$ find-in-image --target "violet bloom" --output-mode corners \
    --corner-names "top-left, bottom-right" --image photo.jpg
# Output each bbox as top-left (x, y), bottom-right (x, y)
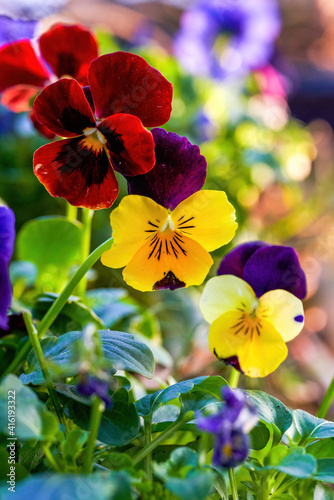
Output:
top-left (0, 16), bottom-right (36, 46)
top-left (77, 376), bottom-right (112, 408)
top-left (0, 205), bottom-right (15, 330)
top-left (217, 241), bottom-right (307, 299)
top-left (197, 386), bottom-right (258, 468)
top-left (174, 0), bottom-right (281, 79)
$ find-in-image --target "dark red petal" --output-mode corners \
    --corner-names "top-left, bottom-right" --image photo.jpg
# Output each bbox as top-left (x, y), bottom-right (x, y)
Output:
top-left (34, 79), bottom-right (96, 138)
top-left (98, 114), bottom-right (155, 176)
top-left (39, 24), bottom-right (98, 85)
top-left (1, 85), bottom-right (38, 112)
top-left (30, 109), bottom-right (56, 139)
top-left (89, 52), bottom-right (173, 126)
top-left (34, 136), bottom-right (119, 209)
top-left (0, 40), bottom-right (49, 93)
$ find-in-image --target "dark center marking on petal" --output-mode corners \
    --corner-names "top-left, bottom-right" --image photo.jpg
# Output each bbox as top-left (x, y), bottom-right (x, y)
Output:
top-left (60, 107), bottom-right (93, 135)
top-left (153, 271), bottom-right (186, 291)
top-left (57, 53), bottom-right (79, 77)
top-left (55, 137), bottom-right (109, 187)
top-left (148, 220), bottom-right (159, 228)
top-left (294, 315), bottom-right (304, 323)
top-left (99, 126), bottom-right (125, 156)
top-left (224, 355), bottom-right (244, 373)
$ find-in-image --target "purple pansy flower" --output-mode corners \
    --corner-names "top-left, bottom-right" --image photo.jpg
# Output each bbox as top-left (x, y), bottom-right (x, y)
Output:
top-left (197, 386), bottom-right (258, 468)
top-left (174, 0), bottom-right (281, 79)
top-left (218, 241), bottom-right (307, 300)
top-left (0, 205), bottom-right (15, 331)
top-left (126, 128), bottom-right (207, 210)
top-left (77, 375), bottom-right (112, 408)
top-left (0, 16), bottom-right (37, 46)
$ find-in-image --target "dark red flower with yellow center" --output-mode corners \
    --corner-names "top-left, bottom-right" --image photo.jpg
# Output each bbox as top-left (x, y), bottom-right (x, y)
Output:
top-left (0, 23), bottom-right (99, 114)
top-left (32, 52), bottom-right (173, 209)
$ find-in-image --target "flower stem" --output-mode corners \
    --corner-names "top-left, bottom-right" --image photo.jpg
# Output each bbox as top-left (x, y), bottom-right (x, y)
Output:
top-left (144, 416), bottom-right (153, 481)
top-left (228, 468), bottom-right (239, 500)
top-left (82, 396), bottom-right (105, 473)
top-left (132, 413), bottom-right (193, 466)
top-left (2, 238), bottom-right (113, 377)
top-left (229, 367), bottom-right (240, 389)
top-left (77, 208), bottom-right (94, 297)
top-left (317, 375), bottom-right (334, 419)
top-left (66, 202), bottom-right (77, 220)
top-left (22, 312), bottom-right (66, 428)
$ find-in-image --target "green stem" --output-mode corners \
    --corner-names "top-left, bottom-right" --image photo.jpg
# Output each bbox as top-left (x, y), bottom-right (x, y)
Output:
top-left (43, 445), bottom-right (62, 472)
top-left (2, 238), bottom-right (113, 377)
top-left (77, 209), bottom-right (94, 297)
top-left (66, 203), bottom-right (77, 220)
top-left (144, 416), bottom-right (153, 481)
top-left (22, 312), bottom-right (66, 428)
top-left (229, 367), bottom-right (240, 389)
top-left (228, 468), bottom-right (239, 500)
top-left (317, 375), bottom-right (334, 419)
top-left (82, 396), bottom-right (105, 473)
top-left (132, 413), bottom-right (193, 466)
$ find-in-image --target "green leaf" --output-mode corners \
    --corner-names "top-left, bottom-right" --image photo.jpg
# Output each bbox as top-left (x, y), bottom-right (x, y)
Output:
top-left (0, 471), bottom-right (133, 500)
top-left (307, 439), bottom-right (334, 459)
top-left (273, 450), bottom-right (317, 478)
top-left (313, 459), bottom-right (334, 483)
top-left (136, 376), bottom-right (207, 417)
top-left (314, 483), bottom-right (334, 499)
top-left (21, 329), bottom-right (155, 384)
top-left (61, 429), bottom-right (88, 463)
top-left (0, 375), bottom-right (55, 441)
top-left (84, 288), bottom-right (138, 328)
top-left (293, 409), bottom-right (334, 440)
top-left (246, 390), bottom-right (292, 442)
top-left (250, 421), bottom-right (271, 450)
top-left (257, 448), bottom-right (317, 479)
top-left (136, 376), bottom-right (226, 418)
top-left (100, 452), bottom-right (133, 471)
top-left (33, 293), bottom-right (104, 333)
top-left (165, 469), bottom-right (214, 500)
top-left (59, 395), bottom-right (140, 446)
top-left (17, 217), bottom-right (83, 291)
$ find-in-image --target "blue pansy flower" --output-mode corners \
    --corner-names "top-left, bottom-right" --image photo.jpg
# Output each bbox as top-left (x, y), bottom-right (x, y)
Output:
top-left (0, 15), bottom-right (37, 46)
top-left (0, 204), bottom-right (15, 330)
top-left (174, 0), bottom-right (281, 79)
top-left (197, 386), bottom-right (258, 468)
top-left (77, 375), bottom-right (113, 408)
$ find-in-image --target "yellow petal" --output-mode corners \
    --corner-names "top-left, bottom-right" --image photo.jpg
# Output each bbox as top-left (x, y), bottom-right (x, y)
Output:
top-left (258, 289), bottom-right (304, 342)
top-left (101, 195), bottom-right (168, 269)
top-left (238, 320), bottom-right (288, 378)
top-left (208, 311), bottom-right (249, 359)
top-left (208, 312), bottom-right (288, 378)
top-left (123, 233), bottom-right (213, 292)
top-left (199, 275), bottom-right (257, 324)
top-left (171, 190), bottom-right (237, 252)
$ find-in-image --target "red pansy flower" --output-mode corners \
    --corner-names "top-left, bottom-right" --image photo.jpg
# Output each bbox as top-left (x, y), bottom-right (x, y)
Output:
top-left (33, 52), bottom-right (173, 210)
top-left (0, 23), bottom-right (98, 136)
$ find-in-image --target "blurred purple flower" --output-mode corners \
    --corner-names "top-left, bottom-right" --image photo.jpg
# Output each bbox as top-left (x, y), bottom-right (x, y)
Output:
top-left (218, 241), bottom-right (307, 299)
top-left (77, 376), bottom-right (112, 408)
top-left (0, 15), bottom-right (37, 46)
top-left (197, 386), bottom-right (258, 468)
top-left (0, 205), bottom-right (15, 330)
top-left (174, 0), bottom-right (281, 79)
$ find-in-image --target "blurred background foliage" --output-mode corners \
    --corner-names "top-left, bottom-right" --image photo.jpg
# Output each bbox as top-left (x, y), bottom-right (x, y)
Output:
top-left (1, 0), bottom-right (334, 418)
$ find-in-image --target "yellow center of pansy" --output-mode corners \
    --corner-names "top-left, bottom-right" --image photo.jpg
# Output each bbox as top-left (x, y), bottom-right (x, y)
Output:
top-left (145, 212), bottom-right (198, 262)
top-left (101, 191), bottom-right (238, 292)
